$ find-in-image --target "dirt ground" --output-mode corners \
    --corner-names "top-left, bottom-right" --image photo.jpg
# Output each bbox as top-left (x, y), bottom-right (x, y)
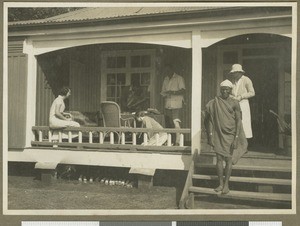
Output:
top-left (8, 175), bottom-right (178, 210)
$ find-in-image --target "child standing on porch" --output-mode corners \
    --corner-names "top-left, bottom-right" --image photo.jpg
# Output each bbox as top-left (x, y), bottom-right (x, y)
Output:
top-left (136, 111), bottom-right (167, 146)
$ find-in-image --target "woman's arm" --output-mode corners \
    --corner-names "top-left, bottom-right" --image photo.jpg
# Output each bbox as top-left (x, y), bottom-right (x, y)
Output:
top-left (240, 77), bottom-right (255, 99)
top-left (55, 102), bottom-right (70, 121)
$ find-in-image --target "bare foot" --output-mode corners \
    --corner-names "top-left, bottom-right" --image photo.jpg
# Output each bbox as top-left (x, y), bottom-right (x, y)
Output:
top-left (214, 185), bottom-right (223, 192)
top-left (221, 186), bottom-right (230, 194)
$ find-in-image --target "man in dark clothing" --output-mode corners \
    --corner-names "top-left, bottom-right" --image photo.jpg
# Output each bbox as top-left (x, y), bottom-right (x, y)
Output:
top-left (205, 79), bottom-right (248, 194)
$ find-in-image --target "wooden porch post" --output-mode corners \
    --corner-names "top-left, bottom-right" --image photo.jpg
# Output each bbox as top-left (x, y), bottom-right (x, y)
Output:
top-left (23, 39), bottom-right (37, 147)
top-left (191, 30), bottom-right (202, 155)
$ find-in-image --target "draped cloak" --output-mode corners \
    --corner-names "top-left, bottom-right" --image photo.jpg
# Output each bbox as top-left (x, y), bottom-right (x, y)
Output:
top-left (206, 96), bottom-right (248, 164)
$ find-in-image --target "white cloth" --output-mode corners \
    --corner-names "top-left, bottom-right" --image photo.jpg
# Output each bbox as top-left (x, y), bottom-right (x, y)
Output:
top-left (239, 99), bottom-right (252, 138)
top-left (141, 116), bottom-right (167, 146)
top-left (232, 76), bottom-right (254, 138)
top-left (220, 79), bottom-right (233, 88)
top-left (161, 73), bottom-right (185, 109)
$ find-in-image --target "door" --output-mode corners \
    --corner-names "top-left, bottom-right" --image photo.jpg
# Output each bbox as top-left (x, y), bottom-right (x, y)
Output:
top-left (218, 45), bottom-right (282, 152)
top-left (243, 58), bottom-right (279, 150)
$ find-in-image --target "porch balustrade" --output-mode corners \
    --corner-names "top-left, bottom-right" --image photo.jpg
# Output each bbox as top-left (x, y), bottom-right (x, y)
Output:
top-left (32, 126), bottom-right (191, 153)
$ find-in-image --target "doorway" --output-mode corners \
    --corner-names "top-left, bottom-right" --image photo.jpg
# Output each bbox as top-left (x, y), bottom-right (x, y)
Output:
top-left (243, 58), bottom-right (279, 151)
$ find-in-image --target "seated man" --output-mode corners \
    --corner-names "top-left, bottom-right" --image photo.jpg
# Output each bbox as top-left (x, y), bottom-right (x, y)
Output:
top-left (136, 111), bottom-right (167, 146)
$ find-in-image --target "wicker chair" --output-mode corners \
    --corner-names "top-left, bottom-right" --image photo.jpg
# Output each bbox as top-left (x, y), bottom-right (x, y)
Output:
top-left (100, 101), bottom-right (135, 143)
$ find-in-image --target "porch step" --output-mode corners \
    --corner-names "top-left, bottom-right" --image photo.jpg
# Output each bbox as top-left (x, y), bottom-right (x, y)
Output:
top-left (189, 186), bottom-right (291, 202)
top-left (192, 174), bottom-right (291, 186)
top-left (195, 163), bottom-right (291, 173)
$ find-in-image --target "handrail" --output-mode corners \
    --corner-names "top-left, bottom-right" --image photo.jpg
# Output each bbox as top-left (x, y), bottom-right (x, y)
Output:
top-left (32, 126), bottom-right (190, 134)
top-left (32, 126), bottom-right (191, 150)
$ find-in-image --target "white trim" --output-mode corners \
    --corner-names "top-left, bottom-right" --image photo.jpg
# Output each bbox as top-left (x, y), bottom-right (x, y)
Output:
top-left (8, 149), bottom-right (192, 171)
top-left (291, 2), bottom-right (297, 212)
top-left (31, 32), bottom-right (192, 55)
top-left (3, 2), bottom-right (9, 214)
top-left (100, 49), bottom-right (156, 107)
top-left (191, 30), bottom-right (202, 155)
top-left (23, 39), bottom-right (37, 147)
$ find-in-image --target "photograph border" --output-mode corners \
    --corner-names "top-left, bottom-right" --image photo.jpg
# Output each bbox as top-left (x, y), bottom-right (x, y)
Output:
top-left (1, 0), bottom-right (299, 223)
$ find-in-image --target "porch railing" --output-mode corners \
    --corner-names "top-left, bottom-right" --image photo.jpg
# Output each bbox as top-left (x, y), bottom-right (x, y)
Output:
top-left (32, 126), bottom-right (191, 153)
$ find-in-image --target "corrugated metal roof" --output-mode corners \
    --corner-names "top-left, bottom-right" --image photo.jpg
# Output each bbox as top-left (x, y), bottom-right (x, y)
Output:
top-left (9, 7), bottom-right (229, 26)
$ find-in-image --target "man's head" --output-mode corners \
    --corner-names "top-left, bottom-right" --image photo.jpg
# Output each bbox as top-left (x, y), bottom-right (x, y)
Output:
top-left (135, 111), bottom-right (147, 122)
top-left (165, 64), bottom-right (174, 78)
top-left (220, 80), bottom-right (233, 99)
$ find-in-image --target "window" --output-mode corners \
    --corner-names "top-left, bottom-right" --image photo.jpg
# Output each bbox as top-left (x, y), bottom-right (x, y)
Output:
top-left (101, 50), bottom-right (155, 111)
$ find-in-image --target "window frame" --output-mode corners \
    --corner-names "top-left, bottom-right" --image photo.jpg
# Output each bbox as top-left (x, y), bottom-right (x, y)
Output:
top-left (101, 49), bottom-right (156, 108)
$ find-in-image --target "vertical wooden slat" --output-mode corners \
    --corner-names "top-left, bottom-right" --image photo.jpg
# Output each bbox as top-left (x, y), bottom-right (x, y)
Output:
top-left (132, 132), bottom-right (136, 145)
top-left (180, 134), bottom-right (184, 147)
top-left (99, 132), bottom-right (104, 144)
top-left (143, 133), bottom-right (148, 145)
top-left (58, 131), bottom-right (62, 143)
top-left (110, 132), bottom-right (114, 144)
top-left (79, 131), bottom-right (82, 143)
top-left (48, 130), bottom-right (52, 142)
top-left (121, 132), bottom-right (125, 145)
top-left (167, 134), bottom-right (172, 146)
top-left (38, 131), bottom-right (42, 142)
top-left (68, 131), bottom-right (72, 143)
top-left (89, 131), bottom-right (93, 143)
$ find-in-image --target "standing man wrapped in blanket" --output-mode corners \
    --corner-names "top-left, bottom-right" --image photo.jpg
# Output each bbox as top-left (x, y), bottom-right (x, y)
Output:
top-left (204, 80), bottom-right (248, 194)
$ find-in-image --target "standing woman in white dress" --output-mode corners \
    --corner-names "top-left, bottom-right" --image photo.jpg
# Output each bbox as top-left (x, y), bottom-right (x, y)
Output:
top-left (229, 64), bottom-right (255, 139)
top-left (49, 87), bottom-right (80, 129)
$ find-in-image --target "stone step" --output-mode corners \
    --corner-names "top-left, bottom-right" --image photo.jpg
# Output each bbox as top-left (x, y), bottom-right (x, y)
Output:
top-left (192, 174), bottom-right (291, 186)
top-left (189, 186), bottom-right (291, 202)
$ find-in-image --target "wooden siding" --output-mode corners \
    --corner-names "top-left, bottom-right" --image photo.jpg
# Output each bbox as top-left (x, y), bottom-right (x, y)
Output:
top-left (202, 47), bottom-right (218, 110)
top-left (69, 61), bottom-right (100, 112)
top-left (8, 54), bottom-right (28, 149)
top-left (35, 62), bottom-right (55, 126)
top-left (8, 39), bottom-right (23, 54)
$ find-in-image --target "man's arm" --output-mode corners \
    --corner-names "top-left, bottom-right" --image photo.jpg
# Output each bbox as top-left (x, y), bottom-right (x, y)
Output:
top-left (160, 78), bottom-right (168, 97)
top-left (170, 89), bottom-right (185, 95)
top-left (204, 110), bottom-right (214, 147)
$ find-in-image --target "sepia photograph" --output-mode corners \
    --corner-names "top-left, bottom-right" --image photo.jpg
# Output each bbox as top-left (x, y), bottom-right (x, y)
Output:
top-left (2, 1), bottom-right (298, 219)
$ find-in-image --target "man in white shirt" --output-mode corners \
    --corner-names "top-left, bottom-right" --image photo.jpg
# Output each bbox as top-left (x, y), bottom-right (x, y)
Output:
top-left (161, 64), bottom-right (186, 145)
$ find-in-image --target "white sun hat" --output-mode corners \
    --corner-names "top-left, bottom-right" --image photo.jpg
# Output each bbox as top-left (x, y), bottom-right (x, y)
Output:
top-left (220, 79), bottom-right (233, 88)
top-left (229, 64), bottom-right (245, 73)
